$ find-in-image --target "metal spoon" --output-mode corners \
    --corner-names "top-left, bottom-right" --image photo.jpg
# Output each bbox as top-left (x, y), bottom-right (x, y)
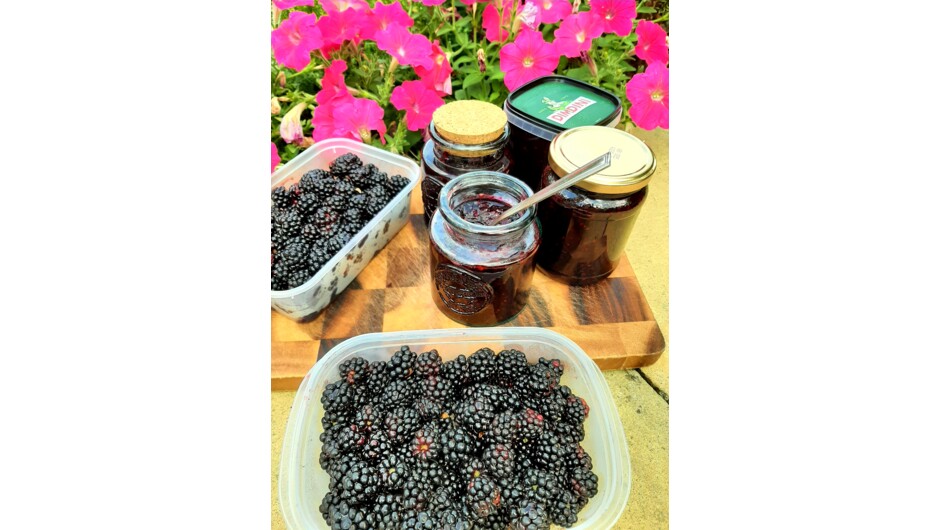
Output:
top-left (488, 150), bottom-right (613, 225)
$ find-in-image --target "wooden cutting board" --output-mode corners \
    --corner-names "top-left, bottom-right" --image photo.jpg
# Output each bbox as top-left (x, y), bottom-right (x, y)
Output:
top-left (272, 190), bottom-right (665, 390)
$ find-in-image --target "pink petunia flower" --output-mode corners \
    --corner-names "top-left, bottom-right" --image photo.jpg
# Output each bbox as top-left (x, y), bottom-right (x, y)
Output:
top-left (499, 27), bottom-right (560, 91)
top-left (320, 0), bottom-right (369, 13)
top-left (625, 61), bottom-right (668, 130)
top-left (515, 2), bottom-right (542, 31)
top-left (635, 20), bottom-right (668, 65)
top-left (361, 1), bottom-right (414, 40)
top-left (280, 102), bottom-right (308, 144)
top-left (482, 0), bottom-right (518, 42)
top-left (553, 12), bottom-right (603, 58)
top-left (273, 0), bottom-right (314, 8)
top-left (333, 97), bottom-right (388, 143)
top-left (390, 80), bottom-right (445, 131)
top-left (271, 142), bottom-right (281, 173)
top-left (588, 0), bottom-right (636, 36)
top-left (535, 0), bottom-right (572, 24)
top-left (317, 8), bottom-right (365, 45)
top-left (271, 11), bottom-right (322, 71)
top-left (317, 60), bottom-right (351, 106)
top-left (414, 40), bottom-right (453, 96)
top-left (375, 24), bottom-right (435, 69)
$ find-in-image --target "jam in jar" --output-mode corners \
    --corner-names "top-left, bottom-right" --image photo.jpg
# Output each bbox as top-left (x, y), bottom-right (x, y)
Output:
top-left (429, 171), bottom-right (540, 326)
top-left (421, 100), bottom-right (513, 225)
top-left (536, 126), bottom-right (656, 285)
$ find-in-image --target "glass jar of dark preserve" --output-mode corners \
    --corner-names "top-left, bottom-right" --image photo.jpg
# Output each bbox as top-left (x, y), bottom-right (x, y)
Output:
top-left (536, 126), bottom-right (656, 285)
top-left (421, 101), bottom-right (512, 225)
top-left (429, 171), bottom-right (540, 326)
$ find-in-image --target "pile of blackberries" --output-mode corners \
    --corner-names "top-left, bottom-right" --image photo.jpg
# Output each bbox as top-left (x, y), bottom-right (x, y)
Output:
top-left (271, 153), bottom-right (410, 291)
top-left (318, 346), bottom-right (598, 530)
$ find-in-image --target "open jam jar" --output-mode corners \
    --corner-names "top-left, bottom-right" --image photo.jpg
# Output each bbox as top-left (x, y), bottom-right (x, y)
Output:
top-left (536, 126), bottom-right (656, 285)
top-left (429, 171), bottom-right (540, 326)
top-left (421, 101), bottom-right (513, 225)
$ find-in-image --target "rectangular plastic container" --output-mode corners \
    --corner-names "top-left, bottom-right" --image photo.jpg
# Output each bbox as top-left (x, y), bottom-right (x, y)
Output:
top-left (271, 138), bottom-right (420, 322)
top-left (278, 328), bottom-right (632, 530)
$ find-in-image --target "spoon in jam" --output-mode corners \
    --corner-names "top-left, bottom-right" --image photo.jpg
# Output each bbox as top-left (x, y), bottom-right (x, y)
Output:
top-left (487, 149), bottom-right (613, 226)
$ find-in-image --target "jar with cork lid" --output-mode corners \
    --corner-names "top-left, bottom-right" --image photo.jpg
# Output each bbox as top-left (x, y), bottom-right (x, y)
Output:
top-left (536, 126), bottom-right (657, 285)
top-left (420, 100), bottom-right (513, 225)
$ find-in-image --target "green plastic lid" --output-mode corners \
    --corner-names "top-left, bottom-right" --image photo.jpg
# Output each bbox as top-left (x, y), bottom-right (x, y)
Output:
top-left (505, 76), bottom-right (622, 137)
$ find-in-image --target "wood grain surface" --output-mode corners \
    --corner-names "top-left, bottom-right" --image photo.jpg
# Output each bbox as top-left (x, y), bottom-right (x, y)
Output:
top-left (272, 189), bottom-right (665, 390)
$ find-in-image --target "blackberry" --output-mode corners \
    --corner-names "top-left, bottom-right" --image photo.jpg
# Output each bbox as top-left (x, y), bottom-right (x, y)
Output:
top-left (517, 408), bottom-right (545, 442)
top-left (327, 500), bottom-right (370, 530)
top-left (467, 383), bottom-right (520, 412)
top-left (568, 466), bottom-right (598, 501)
top-left (295, 193), bottom-right (319, 216)
top-left (320, 191), bottom-right (349, 210)
top-left (366, 493), bottom-right (404, 530)
top-left (414, 396), bottom-right (443, 421)
top-left (436, 507), bottom-right (472, 530)
top-left (308, 177), bottom-right (337, 197)
top-left (338, 357), bottom-right (370, 386)
top-left (349, 192), bottom-right (369, 212)
top-left (342, 207), bottom-right (364, 225)
top-left (378, 452), bottom-right (409, 488)
top-left (321, 380), bottom-right (357, 413)
top-left (384, 406), bottom-right (422, 442)
top-left (348, 165), bottom-right (374, 189)
top-left (388, 174), bottom-right (410, 193)
top-left (468, 347), bottom-right (497, 384)
top-left (381, 379), bottom-right (418, 408)
top-left (483, 443), bottom-right (514, 479)
top-left (549, 490), bottom-right (583, 527)
top-left (334, 179), bottom-right (356, 198)
top-left (427, 485), bottom-right (457, 512)
top-left (495, 348), bottom-right (529, 387)
top-left (489, 411), bottom-right (521, 445)
top-left (271, 261), bottom-right (290, 290)
top-left (414, 459), bottom-right (452, 490)
top-left (366, 193), bottom-right (388, 216)
top-left (423, 374), bottom-right (455, 404)
top-left (465, 474), bottom-right (501, 520)
top-left (567, 444), bottom-right (593, 471)
top-left (365, 360), bottom-right (391, 398)
top-left (415, 349), bottom-right (442, 377)
top-left (533, 432), bottom-right (566, 472)
top-left (363, 429), bottom-right (393, 461)
top-left (325, 229), bottom-right (353, 254)
top-left (441, 355), bottom-right (471, 388)
top-left (273, 209), bottom-right (303, 246)
top-left (538, 391), bottom-right (566, 424)
top-left (329, 152), bottom-right (364, 178)
top-left (288, 182), bottom-right (303, 202)
top-left (306, 240), bottom-right (331, 273)
top-left (401, 511), bottom-right (436, 530)
top-left (339, 460), bottom-right (379, 504)
top-left (439, 424), bottom-right (478, 469)
top-left (411, 424), bottom-right (440, 462)
top-left (400, 479), bottom-right (431, 512)
top-left (286, 268), bottom-right (310, 289)
top-left (313, 206), bottom-right (341, 238)
top-left (389, 346), bottom-right (417, 379)
top-left (460, 457), bottom-right (487, 484)
top-left (319, 491), bottom-right (338, 523)
top-left (509, 501), bottom-right (550, 530)
top-left (554, 421), bottom-right (585, 444)
top-left (353, 404), bottom-right (381, 434)
top-left (563, 394), bottom-right (590, 425)
top-left (521, 468), bottom-right (559, 505)
top-left (271, 186), bottom-right (292, 208)
top-left (455, 395), bottom-right (496, 439)
top-left (537, 357), bottom-right (565, 379)
top-left (300, 168), bottom-right (331, 192)
top-left (476, 510), bottom-right (511, 530)
top-left (524, 363), bottom-right (560, 398)
top-left (496, 476), bottom-right (526, 508)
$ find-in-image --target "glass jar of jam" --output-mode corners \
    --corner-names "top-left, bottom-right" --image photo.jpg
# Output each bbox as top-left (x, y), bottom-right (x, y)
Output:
top-left (429, 171), bottom-right (540, 326)
top-left (536, 126), bottom-right (656, 285)
top-left (421, 101), bottom-right (513, 225)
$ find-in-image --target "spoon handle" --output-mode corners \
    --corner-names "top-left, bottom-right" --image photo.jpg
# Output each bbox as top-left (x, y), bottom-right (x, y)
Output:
top-left (489, 150), bottom-right (613, 225)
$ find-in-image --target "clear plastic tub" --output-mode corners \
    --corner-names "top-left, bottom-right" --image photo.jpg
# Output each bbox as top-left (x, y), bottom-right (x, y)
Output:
top-left (271, 138), bottom-right (420, 322)
top-left (278, 327), bottom-right (631, 529)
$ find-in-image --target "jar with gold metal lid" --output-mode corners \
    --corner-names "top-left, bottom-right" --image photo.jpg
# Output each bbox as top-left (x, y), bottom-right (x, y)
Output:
top-left (536, 126), bottom-right (656, 285)
top-left (421, 100), bottom-right (513, 225)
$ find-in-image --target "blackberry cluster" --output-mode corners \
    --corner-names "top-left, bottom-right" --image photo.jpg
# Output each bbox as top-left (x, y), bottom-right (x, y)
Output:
top-left (271, 153), bottom-right (409, 290)
top-left (318, 346), bottom-right (597, 530)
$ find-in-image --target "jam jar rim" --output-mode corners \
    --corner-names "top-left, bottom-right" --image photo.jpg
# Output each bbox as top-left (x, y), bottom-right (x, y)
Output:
top-left (437, 171), bottom-right (536, 236)
top-left (429, 121), bottom-right (510, 158)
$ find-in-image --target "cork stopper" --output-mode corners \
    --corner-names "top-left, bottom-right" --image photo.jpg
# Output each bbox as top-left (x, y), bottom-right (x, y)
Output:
top-left (432, 100), bottom-right (508, 145)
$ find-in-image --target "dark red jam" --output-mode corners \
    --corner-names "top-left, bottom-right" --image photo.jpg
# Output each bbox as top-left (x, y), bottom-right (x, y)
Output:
top-left (420, 125), bottom-right (512, 226)
top-left (536, 166), bottom-right (648, 285)
top-left (429, 173), bottom-right (539, 326)
top-left (505, 125), bottom-right (552, 193)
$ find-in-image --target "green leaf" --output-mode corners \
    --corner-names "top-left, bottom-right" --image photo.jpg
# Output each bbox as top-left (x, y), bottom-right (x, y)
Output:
top-left (637, 6), bottom-right (657, 13)
top-left (565, 66), bottom-right (594, 82)
top-left (455, 89), bottom-right (467, 100)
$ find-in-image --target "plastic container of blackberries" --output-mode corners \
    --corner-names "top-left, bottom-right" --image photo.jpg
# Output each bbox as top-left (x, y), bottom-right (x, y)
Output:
top-left (271, 138), bottom-right (420, 322)
top-left (278, 327), bottom-right (631, 529)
